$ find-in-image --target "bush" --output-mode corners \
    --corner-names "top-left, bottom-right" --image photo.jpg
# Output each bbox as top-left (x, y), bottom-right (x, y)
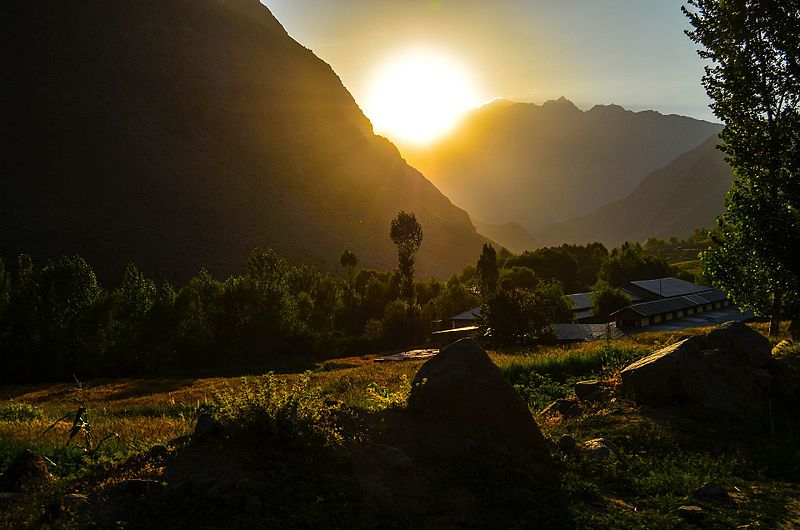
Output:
top-left (209, 373), bottom-right (342, 447)
top-left (0, 402), bottom-right (44, 422)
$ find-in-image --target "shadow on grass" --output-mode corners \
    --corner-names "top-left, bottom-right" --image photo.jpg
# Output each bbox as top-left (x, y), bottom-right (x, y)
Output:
top-left (70, 408), bottom-right (575, 529)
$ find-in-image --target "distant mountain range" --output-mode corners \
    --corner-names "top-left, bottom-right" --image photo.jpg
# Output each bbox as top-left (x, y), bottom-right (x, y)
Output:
top-left (535, 135), bottom-right (733, 247)
top-left (1, 1), bottom-right (487, 282)
top-left (472, 220), bottom-right (538, 254)
top-left (402, 98), bottom-right (724, 232)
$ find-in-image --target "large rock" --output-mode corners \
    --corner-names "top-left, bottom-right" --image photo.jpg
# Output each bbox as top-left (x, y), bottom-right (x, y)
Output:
top-left (705, 321), bottom-right (771, 368)
top-left (621, 322), bottom-right (775, 414)
top-left (620, 338), bottom-right (706, 406)
top-left (408, 339), bottom-right (548, 453)
top-left (0, 449), bottom-right (52, 492)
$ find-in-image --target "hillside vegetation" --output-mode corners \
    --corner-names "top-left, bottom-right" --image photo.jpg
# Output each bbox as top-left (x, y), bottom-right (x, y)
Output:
top-left (0, 323), bottom-right (797, 528)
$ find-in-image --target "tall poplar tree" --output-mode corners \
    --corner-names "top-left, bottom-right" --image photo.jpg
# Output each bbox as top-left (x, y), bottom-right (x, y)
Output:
top-left (684, 0), bottom-right (800, 337)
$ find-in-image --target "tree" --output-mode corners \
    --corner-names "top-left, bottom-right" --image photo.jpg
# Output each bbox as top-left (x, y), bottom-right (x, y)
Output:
top-left (339, 250), bottom-right (359, 284)
top-left (389, 211), bottom-right (423, 302)
top-left (591, 280), bottom-right (631, 322)
top-left (483, 281), bottom-right (572, 345)
top-left (598, 242), bottom-right (672, 287)
top-left (476, 244), bottom-right (499, 299)
top-left (684, 0), bottom-right (800, 337)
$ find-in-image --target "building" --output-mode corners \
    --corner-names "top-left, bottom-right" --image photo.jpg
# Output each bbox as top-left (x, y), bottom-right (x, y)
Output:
top-left (611, 277), bottom-right (735, 330)
top-left (567, 288), bottom-right (642, 323)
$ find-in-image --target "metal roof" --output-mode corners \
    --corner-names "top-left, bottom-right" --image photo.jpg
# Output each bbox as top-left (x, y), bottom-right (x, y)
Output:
top-left (449, 306), bottom-right (482, 321)
top-left (568, 292), bottom-right (593, 311)
top-left (612, 289), bottom-right (727, 318)
top-left (629, 277), bottom-right (712, 298)
top-left (550, 323), bottom-right (625, 341)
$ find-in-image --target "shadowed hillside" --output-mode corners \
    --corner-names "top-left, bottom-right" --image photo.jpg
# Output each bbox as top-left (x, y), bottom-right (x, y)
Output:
top-left (473, 220), bottom-right (538, 254)
top-left (0, 0), bottom-right (487, 282)
top-left (536, 135), bottom-right (733, 247)
top-left (402, 98), bottom-right (723, 231)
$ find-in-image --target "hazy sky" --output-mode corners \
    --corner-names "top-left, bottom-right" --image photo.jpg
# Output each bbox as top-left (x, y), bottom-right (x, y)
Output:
top-left (262, 0), bottom-right (716, 123)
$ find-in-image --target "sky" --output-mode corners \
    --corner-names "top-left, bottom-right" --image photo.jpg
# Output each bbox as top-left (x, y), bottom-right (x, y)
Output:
top-left (262, 0), bottom-right (716, 129)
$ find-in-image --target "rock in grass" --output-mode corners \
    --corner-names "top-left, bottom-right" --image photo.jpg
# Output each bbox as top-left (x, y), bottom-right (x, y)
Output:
top-left (620, 338), bottom-right (705, 406)
top-left (705, 321), bottom-right (771, 368)
top-left (539, 399), bottom-right (581, 419)
top-left (0, 449), bottom-right (52, 492)
top-left (620, 322), bottom-right (775, 414)
top-left (61, 493), bottom-right (89, 511)
top-left (557, 435), bottom-right (577, 454)
top-left (574, 380), bottom-right (604, 402)
top-left (408, 338), bottom-right (548, 454)
top-left (677, 505), bottom-right (705, 522)
top-left (581, 438), bottom-right (616, 460)
top-left (692, 482), bottom-right (729, 502)
top-left (193, 413), bottom-right (220, 441)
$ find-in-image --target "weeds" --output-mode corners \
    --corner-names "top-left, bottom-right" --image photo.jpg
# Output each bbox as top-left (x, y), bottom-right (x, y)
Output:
top-left (0, 402), bottom-right (43, 422)
top-left (43, 407), bottom-right (120, 456)
top-left (365, 374), bottom-right (411, 410)
top-left (209, 372), bottom-right (342, 447)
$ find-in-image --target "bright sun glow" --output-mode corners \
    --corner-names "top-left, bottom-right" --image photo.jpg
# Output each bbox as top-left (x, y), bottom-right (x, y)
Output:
top-left (363, 50), bottom-right (480, 146)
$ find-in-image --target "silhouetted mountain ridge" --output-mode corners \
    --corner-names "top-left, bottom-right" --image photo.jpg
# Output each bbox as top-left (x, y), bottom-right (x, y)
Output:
top-left (1, 0), bottom-right (488, 282)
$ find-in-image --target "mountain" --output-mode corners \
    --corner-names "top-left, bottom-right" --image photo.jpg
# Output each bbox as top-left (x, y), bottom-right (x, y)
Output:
top-left (401, 98), bottom-right (723, 231)
top-left (535, 134), bottom-right (733, 247)
top-left (0, 1), bottom-right (487, 282)
top-left (472, 220), bottom-right (538, 254)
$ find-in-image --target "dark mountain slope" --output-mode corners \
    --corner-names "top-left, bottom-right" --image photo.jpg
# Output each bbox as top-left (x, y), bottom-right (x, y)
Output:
top-left (1, 0), bottom-right (486, 282)
top-left (402, 98), bottom-right (722, 231)
top-left (535, 135), bottom-right (733, 247)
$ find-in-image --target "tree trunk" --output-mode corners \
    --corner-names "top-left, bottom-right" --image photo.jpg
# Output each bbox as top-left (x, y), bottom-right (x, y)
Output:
top-left (769, 286), bottom-right (782, 338)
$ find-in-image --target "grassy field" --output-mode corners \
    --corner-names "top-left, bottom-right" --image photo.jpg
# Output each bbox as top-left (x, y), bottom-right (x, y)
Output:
top-left (1, 322), bottom-right (798, 528)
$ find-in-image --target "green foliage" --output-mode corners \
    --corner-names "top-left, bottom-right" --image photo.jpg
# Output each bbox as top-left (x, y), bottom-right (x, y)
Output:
top-left (365, 374), bottom-right (411, 410)
top-left (0, 402), bottom-right (44, 422)
top-left (389, 211), bottom-right (424, 302)
top-left (591, 280), bottom-right (631, 322)
top-left (599, 242), bottom-right (673, 287)
top-left (483, 280), bottom-right (572, 345)
top-left (685, 0), bottom-right (800, 336)
top-left (209, 373), bottom-right (342, 447)
top-left (476, 243), bottom-right (499, 298)
top-left (500, 345), bottom-right (644, 383)
top-left (505, 243), bottom-right (608, 293)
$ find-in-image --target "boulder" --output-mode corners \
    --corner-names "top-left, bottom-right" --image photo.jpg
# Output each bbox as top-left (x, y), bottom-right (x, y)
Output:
top-left (0, 449), bottom-right (52, 492)
top-left (574, 380), bottom-right (605, 402)
top-left (705, 321), bottom-right (771, 368)
top-left (691, 482), bottom-right (729, 502)
top-left (408, 339), bottom-right (548, 453)
top-left (620, 338), bottom-right (706, 406)
top-left (581, 438), bottom-right (616, 460)
top-left (677, 505), bottom-right (705, 523)
top-left (621, 323), bottom-right (775, 414)
top-left (557, 434), bottom-right (577, 454)
top-left (193, 413), bottom-right (220, 441)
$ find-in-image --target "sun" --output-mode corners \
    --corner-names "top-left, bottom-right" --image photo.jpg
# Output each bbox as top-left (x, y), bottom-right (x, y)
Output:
top-left (362, 49), bottom-right (480, 146)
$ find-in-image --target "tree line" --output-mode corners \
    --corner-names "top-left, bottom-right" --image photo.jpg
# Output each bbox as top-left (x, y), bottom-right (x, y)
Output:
top-left (1, 204), bottom-right (701, 383)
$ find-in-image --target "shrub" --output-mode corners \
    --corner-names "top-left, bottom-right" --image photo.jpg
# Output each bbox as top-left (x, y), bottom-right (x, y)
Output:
top-left (209, 372), bottom-right (342, 447)
top-left (0, 402), bottom-right (44, 422)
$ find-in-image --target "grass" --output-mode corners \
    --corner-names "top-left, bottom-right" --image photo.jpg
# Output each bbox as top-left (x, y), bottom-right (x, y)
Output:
top-left (0, 322), bottom-right (797, 528)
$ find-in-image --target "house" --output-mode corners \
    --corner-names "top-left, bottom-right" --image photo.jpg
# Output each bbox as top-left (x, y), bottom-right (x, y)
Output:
top-left (567, 288), bottom-right (643, 323)
top-left (611, 278), bottom-right (740, 330)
